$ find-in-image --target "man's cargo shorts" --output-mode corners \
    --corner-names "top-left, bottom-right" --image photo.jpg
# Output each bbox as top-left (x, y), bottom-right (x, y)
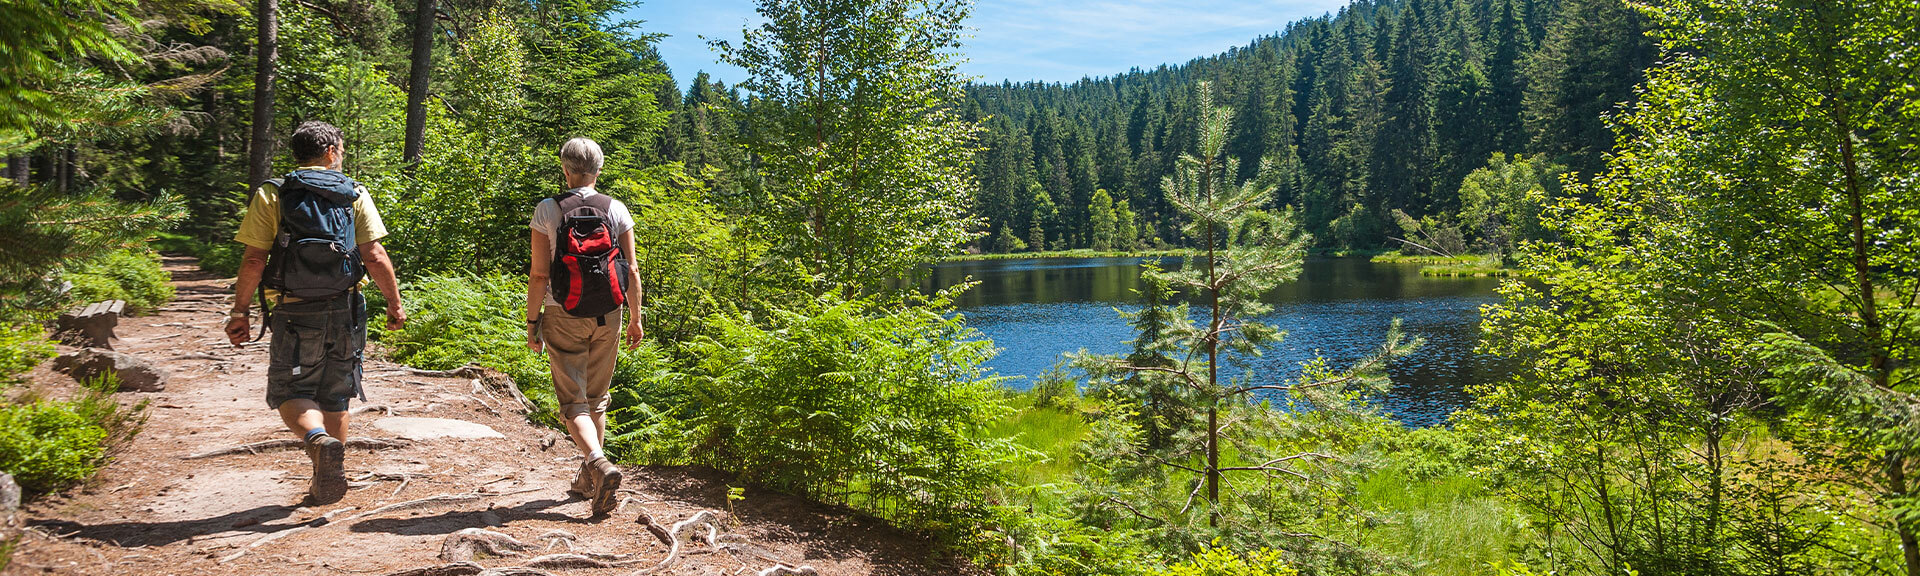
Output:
top-left (265, 291), bottom-right (367, 412)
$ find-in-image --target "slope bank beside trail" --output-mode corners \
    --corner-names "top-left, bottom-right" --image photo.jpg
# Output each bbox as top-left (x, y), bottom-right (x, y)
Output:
top-left (5, 256), bottom-right (953, 576)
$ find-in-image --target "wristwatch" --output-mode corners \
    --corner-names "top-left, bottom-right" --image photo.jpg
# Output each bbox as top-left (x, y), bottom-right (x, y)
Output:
top-left (229, 310), bottom-right (249, 319)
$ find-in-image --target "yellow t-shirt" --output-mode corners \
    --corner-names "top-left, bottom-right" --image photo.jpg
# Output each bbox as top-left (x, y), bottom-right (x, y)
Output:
top-left (233, 167), bottom-right (388, 302)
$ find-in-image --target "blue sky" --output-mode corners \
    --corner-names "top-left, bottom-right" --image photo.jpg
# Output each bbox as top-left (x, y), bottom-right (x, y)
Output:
top-left (621, 0), bottom-right (1352, 86)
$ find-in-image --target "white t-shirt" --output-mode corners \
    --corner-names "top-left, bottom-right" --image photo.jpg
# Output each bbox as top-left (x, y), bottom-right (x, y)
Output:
top-left (532, 187), bottom-right (635, 308)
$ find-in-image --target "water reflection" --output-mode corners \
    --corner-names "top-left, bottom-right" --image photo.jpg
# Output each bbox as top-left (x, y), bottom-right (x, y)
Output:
top-left (911, 257), bottom-right (1505, 427)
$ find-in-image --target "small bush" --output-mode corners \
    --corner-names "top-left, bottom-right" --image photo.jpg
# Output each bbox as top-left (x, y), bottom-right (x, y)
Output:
top-left (0, 375), bottom-right (147, 496)
top-left (0, 323), bottom-right (54, 382)
top-left (685, 294), bottom-right (1022, 536)
top-left (64, 248), bottom-right (174, 314)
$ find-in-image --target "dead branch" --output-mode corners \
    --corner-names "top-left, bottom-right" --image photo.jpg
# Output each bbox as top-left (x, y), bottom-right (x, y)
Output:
top-left (758, 566), bottom-right (819, 576)
top-left (1102, 496), bottom-right (1166, 525)
top-left (168, 353), bottom-right (228, 361)
top-left (182, 437), bottom-right (411, 459)
top-left (638, 511), bottom-right (672, 546)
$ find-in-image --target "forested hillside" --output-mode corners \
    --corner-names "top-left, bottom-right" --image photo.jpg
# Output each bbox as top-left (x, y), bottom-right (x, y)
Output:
top-left (959, 0), bottom-right (1652, 253)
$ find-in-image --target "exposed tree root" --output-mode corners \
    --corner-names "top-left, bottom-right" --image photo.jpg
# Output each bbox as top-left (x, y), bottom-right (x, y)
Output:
top-left (182, 437), bottom-right (411, 459)
top-left (439, 528), bottom-right (537, 562)
top-left (396, 508), bottom-right (813, 576)
top-left (382, 562), bottom-right (484, 576)
top-left (402, 364), bottom-right (487, 379)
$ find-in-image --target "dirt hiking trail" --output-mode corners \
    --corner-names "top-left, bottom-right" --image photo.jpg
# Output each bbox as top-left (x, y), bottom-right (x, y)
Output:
top-left (5, 256), bottom-right (955, 576)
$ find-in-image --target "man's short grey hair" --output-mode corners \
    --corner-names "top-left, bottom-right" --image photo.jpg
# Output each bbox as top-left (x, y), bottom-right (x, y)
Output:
top-left (559, 137), bottom-right (604, 175)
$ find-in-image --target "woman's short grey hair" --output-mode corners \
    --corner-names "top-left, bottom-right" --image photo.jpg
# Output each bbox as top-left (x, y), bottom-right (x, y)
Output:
top-left (559, 137), bottom-right (604, 175)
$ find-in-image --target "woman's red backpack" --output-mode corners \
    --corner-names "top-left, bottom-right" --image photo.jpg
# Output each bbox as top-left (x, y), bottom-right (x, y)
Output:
top-left (548, 191), bottom-right (627, 322)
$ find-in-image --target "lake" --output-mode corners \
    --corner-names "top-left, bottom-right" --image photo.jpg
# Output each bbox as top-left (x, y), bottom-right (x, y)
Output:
top-left (910, 256), bottom-right (1506, 427)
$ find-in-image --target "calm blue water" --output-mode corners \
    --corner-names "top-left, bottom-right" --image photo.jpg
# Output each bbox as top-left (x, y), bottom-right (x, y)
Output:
top-left (911, 257), bottom-right (1504, 427)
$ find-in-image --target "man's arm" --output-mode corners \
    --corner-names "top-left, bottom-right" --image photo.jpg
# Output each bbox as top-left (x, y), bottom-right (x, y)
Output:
top-left (361, 240), bottom-right (406, 330)
top-left (225, 247), bottom-right (272, 345)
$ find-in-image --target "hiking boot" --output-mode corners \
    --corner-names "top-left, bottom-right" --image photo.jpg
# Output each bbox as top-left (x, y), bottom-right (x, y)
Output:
top-left (306, 434), bottom-right (347, 505)
top-left (588, 456), bottom-right (622, 516)
top-left (567, 460), bottom-right (593, 499)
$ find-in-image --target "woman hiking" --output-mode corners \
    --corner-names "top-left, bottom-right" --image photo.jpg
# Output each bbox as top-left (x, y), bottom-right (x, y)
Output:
top-left (524, 137), bottom-right (643, 517)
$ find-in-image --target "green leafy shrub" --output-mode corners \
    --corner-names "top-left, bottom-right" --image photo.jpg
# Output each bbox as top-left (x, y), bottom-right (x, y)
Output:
top-left (0, 376), bottom-right (146, 496)
top-left (0, 322), bottom-right (54, 382)
top-left (0, 402), bottom-right (99, 494)
top-left (1161, 546), bottom-right (1298, 576)
top-left (605, 343), bottom-right (695, 464)
top-left (64, 248), bottom-right (173, 314)
top-left (376, 274), bottom-right (558, 423)
top-left (684, 294), bottom-right (1022, 537)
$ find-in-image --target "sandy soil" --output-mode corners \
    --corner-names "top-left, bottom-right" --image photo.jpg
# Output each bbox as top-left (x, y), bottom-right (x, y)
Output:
top-left (4, 256), bottom-right (960, 576)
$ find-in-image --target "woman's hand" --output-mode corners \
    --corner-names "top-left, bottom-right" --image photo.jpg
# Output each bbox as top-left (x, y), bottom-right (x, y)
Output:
top-left (623, 320), bottom-right (644, 350)
top-left (526, 322), bottom-right (544, 352)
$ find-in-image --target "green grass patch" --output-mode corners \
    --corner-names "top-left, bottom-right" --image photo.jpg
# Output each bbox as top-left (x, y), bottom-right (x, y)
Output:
top-left (1419, 265), bottom-right (1512, 277)
top-left (1351, 468), bottom-right (1530, 575)
top-left (1371, 253), bottom-right (1496, 266)
top-left (990, 393), bottom-right (1092, 487)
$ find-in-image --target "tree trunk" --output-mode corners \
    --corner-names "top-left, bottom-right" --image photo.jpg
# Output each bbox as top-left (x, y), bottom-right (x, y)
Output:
top-left (248, 0), bottom-right (279, 189)
top-left (402, 0), bottom-right (434, 167)
top-left (8, 155), bottom-right (27, 185)
top-left (1836, 105), bottom-right (1920, 576)
top-left (57, 146), bottom-right (71, 193)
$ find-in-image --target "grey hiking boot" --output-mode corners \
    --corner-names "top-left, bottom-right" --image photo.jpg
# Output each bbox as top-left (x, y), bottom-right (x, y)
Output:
top-left (567, 460), bottom-right (593, 499)
top-left (588, 456), bottom-right (622, 516)
top-left (306, 434), bottom-right (347, 505)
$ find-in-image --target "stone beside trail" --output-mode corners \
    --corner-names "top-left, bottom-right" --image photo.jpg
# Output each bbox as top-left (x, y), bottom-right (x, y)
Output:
top-left (4, 256), bottom-right (954, 576)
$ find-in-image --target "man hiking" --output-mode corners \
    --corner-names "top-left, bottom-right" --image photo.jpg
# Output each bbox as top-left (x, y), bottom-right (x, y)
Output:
top-left (225, 121), bottom-right (406, 505)
top-left (525, 137), bottom-right (643, 517)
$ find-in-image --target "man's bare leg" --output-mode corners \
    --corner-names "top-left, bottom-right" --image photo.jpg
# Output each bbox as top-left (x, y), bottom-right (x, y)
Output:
top-left (277, 398), bottom-right (349, 439)
top-left (278, 398), bottom-right (350, 504)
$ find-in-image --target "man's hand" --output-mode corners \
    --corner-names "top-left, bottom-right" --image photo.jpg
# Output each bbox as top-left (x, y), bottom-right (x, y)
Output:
top-left (623, 321), bottom-right (644, 350)
top-left (225, 316), bottom-right (251, 346)
top-left (385, 304), bottom-right (407, 330)
top-left (526, 323), bottom-right (544, 352)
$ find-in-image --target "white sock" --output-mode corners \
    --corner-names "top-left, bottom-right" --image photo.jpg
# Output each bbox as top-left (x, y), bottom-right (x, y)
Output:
top-left (588, 449), bottom-right (604, 461)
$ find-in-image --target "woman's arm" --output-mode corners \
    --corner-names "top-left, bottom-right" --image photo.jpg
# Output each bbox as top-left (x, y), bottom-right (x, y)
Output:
top-left (527, 228), bottom-right (552, 351)
top-left (620, 228), bottom-right (644, 349)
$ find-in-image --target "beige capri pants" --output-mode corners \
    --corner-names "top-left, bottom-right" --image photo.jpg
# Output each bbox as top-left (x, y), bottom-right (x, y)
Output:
top-left (539, 305), bottom-right (622, 418)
